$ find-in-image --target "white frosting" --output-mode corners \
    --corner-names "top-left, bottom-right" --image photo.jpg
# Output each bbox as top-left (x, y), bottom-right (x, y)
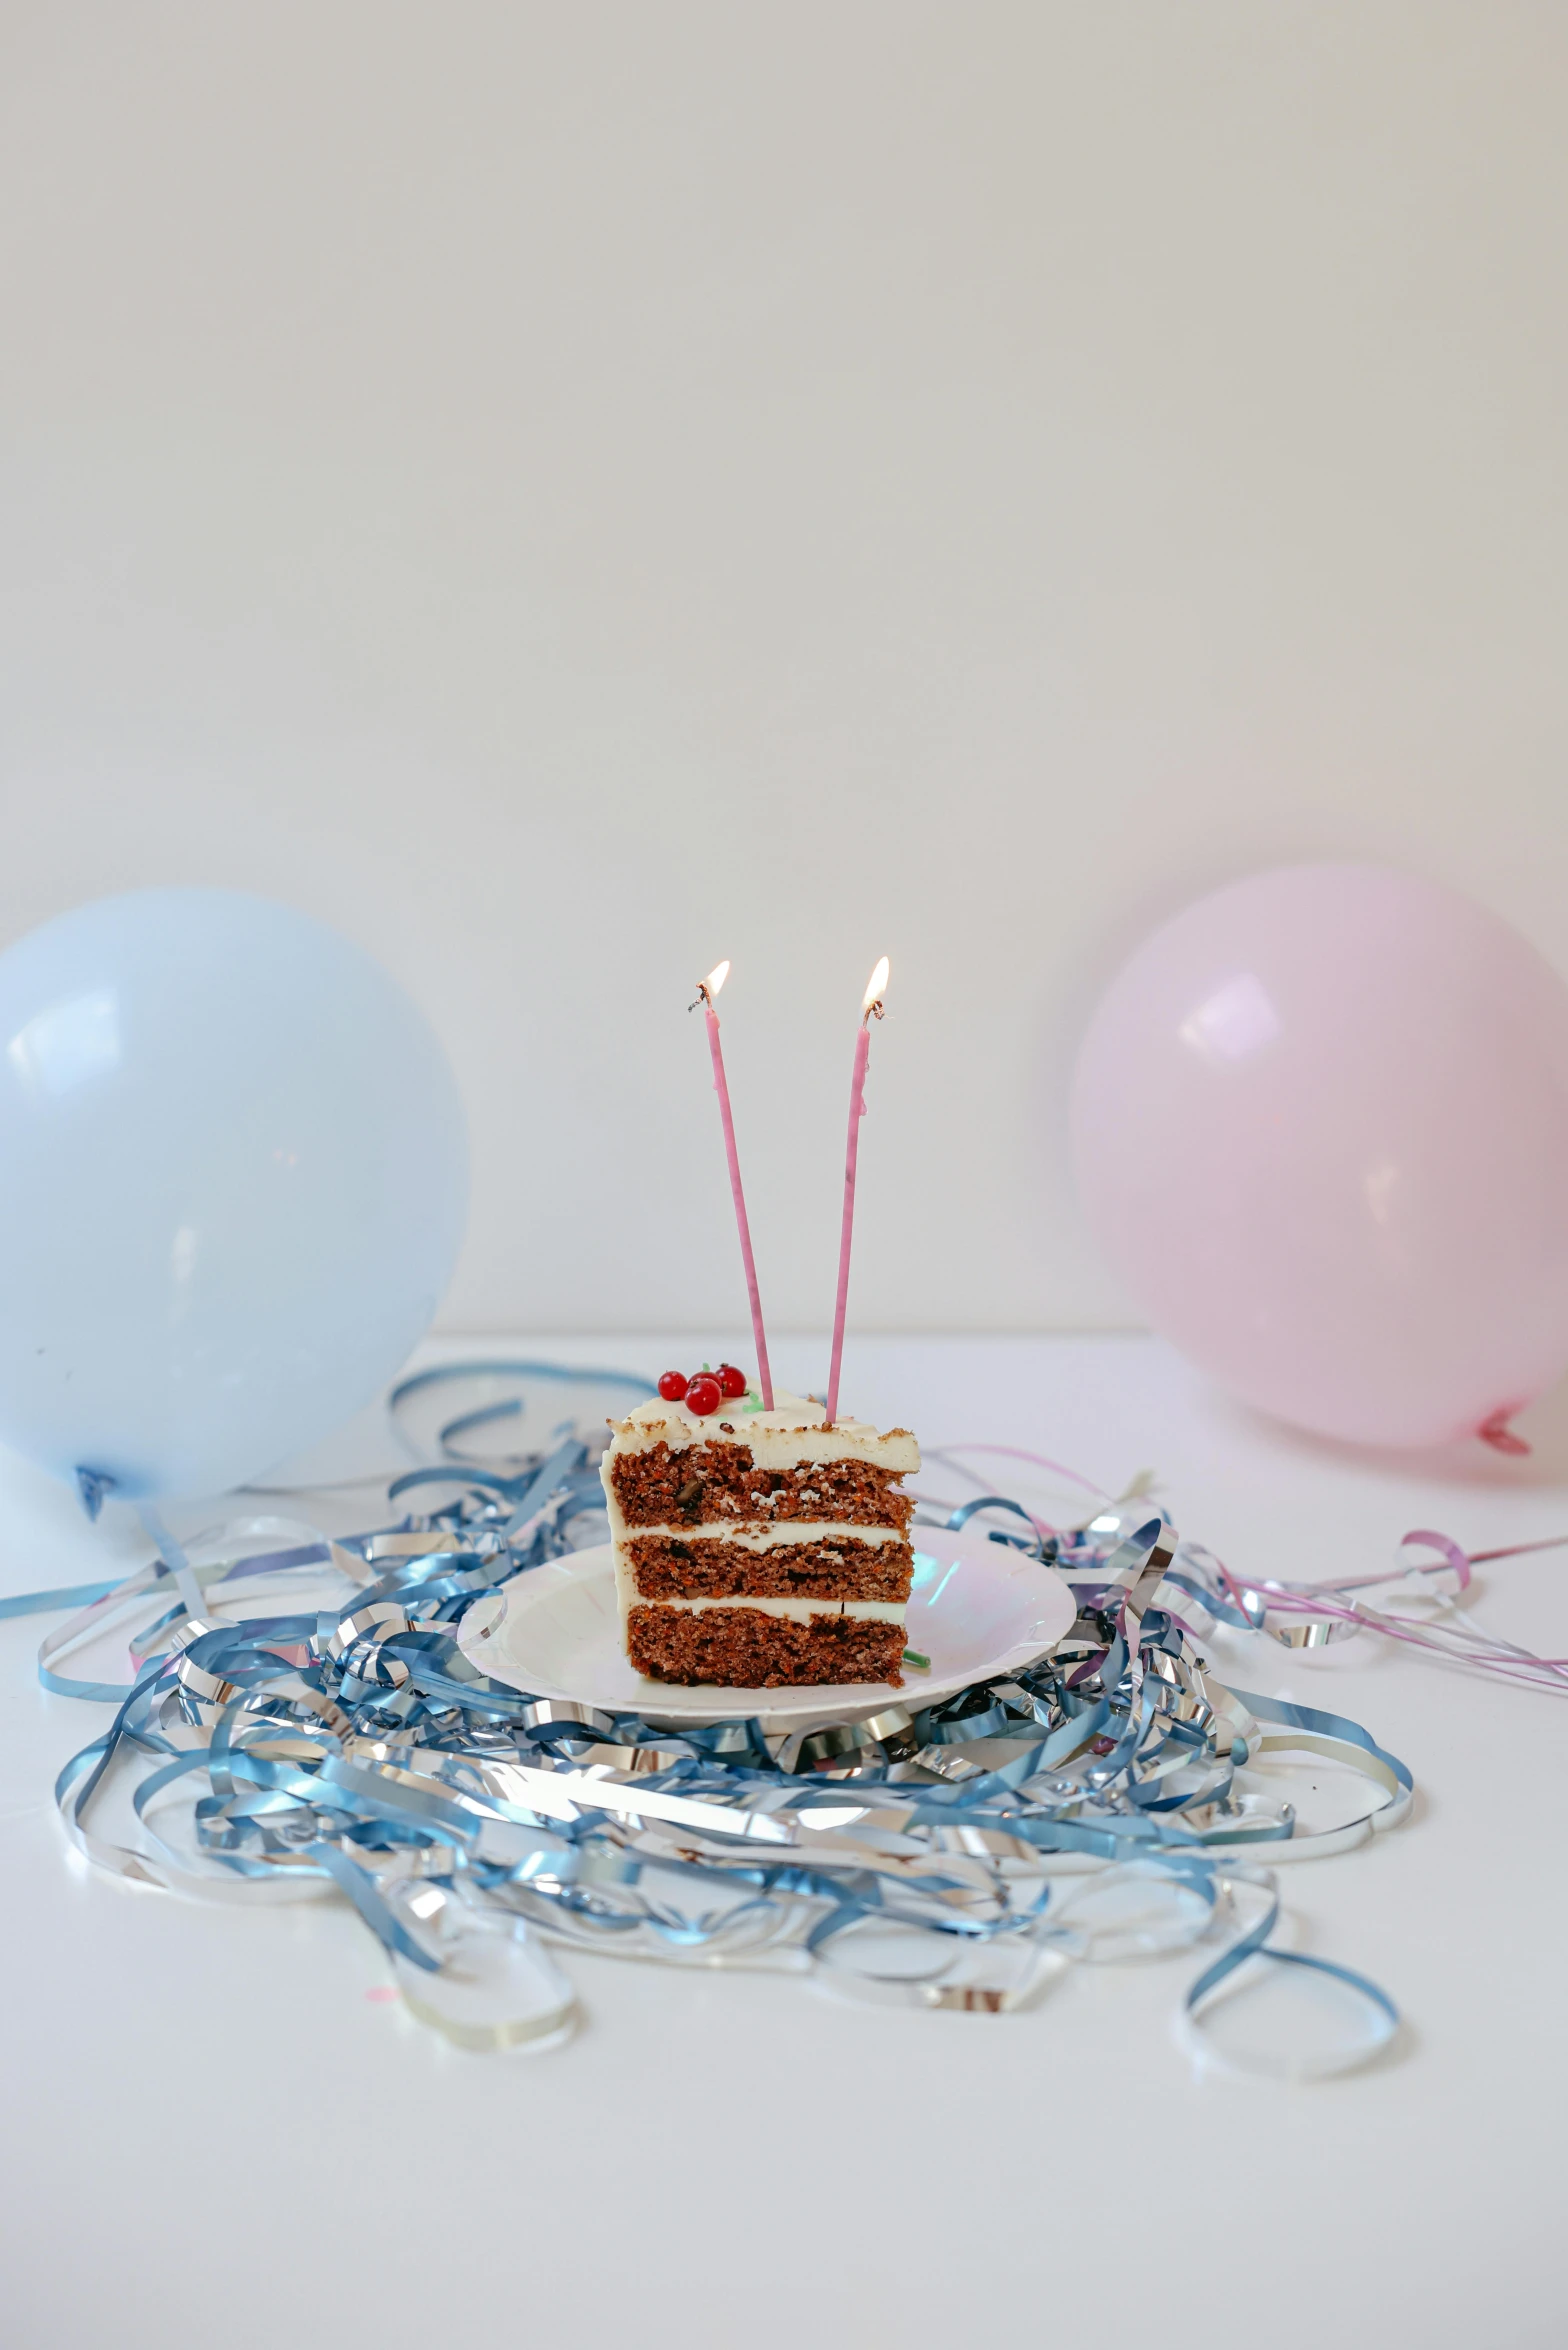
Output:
top-left (605, 1388), bottom-right (919, 1475)
top-left (628, 1595), bottom-right (906, 1625)
top-left (617, 1521), bottom-right (906, 1552)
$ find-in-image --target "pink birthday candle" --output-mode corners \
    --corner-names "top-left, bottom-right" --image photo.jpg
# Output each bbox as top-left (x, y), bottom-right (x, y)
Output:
top-left (696, 961), bottom-right (774, 1410)
top-left (825, 956), bottom-right (888, 1428)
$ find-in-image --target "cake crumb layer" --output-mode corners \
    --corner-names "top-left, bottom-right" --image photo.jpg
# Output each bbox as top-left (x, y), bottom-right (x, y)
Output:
top-left (609, 1441), bottom-right (912, 1531)
top-left (626, 1532), bottom-right (913, 1601)
top-left (627, 1603), bottom-right (905, 1687)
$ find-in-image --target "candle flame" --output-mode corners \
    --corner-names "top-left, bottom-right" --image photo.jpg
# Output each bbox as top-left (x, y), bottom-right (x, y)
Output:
top-left (862, 955), bottom-right (890, 1016)
top-left (703, 960), bottom-right (731, 1000)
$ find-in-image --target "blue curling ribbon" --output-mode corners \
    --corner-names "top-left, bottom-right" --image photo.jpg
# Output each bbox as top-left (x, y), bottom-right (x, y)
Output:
top-left (4, 1362), bottom-right (1411, 2070)
top-left (945, 1493), bottom-right (1052, 1556)
top-left (0, 1577), bottom-right (126, 1619)
top-left (1228, 1688), bottom-right (1413, 1798)
top-left (1179, 1873), bottom-right (1401, 2080)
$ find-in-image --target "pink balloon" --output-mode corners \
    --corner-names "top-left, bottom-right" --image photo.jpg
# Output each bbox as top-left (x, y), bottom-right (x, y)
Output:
top-left (1070, 864), bottom-right (1568, 1449)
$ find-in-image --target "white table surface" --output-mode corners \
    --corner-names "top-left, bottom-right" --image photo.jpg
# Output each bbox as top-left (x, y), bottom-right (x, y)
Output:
top-left (3, 1331), bottom-right (1566, 2350)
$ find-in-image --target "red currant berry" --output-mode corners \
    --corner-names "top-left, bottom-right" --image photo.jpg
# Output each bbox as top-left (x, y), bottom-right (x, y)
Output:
top-left (685, 1373), bottom-right (723, 1416)
top-left (717, 1363), bottom-right (748, 1399)
top-left (657, 1370), bottom-right (688, 1402)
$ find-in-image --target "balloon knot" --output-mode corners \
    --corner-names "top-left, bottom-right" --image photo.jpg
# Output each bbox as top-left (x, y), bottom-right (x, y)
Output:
top-left (1478, 1410), bottom-right (1531, 1458)
top-left (74, 1466), bottom-right (118, 1520)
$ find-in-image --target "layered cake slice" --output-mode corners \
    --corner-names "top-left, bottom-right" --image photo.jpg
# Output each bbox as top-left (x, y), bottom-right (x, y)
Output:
top-left (602, 1377), bottom-right (920, 1687)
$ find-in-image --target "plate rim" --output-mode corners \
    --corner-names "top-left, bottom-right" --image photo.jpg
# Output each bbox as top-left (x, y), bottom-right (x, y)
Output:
top-left (456, 1525), bottom-right (1076, 1730)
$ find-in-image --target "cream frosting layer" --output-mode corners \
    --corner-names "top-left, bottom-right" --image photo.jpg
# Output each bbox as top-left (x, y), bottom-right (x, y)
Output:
top-left (605, 1388), bottom-right (919, 1475)
top-left (619, 1521), bottom-right (905, 1552)
top-left (626, 1594), bottom-right (905, 1625)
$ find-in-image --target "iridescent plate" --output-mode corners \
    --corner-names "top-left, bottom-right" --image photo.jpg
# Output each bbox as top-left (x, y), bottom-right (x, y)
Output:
top-left (456, 1523), bottom-right (1077, 1733)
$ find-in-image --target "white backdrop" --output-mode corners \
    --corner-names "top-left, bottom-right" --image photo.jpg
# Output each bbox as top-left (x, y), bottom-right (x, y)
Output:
top-left (2, 3), bottom-right (1565, 1338)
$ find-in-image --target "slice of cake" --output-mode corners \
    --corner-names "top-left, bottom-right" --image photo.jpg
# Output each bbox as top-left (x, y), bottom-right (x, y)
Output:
top-left (601, 1382), bottom-right (920, 1687)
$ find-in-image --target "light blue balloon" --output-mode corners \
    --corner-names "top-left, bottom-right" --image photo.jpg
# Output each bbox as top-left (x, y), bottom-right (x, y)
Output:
top-left (0, 888), bottom-right (468, 1500)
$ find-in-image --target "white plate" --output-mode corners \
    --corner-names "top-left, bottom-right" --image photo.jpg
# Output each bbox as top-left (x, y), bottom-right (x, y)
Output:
top-left (456, 1524), bottom-right (1078, 1733)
